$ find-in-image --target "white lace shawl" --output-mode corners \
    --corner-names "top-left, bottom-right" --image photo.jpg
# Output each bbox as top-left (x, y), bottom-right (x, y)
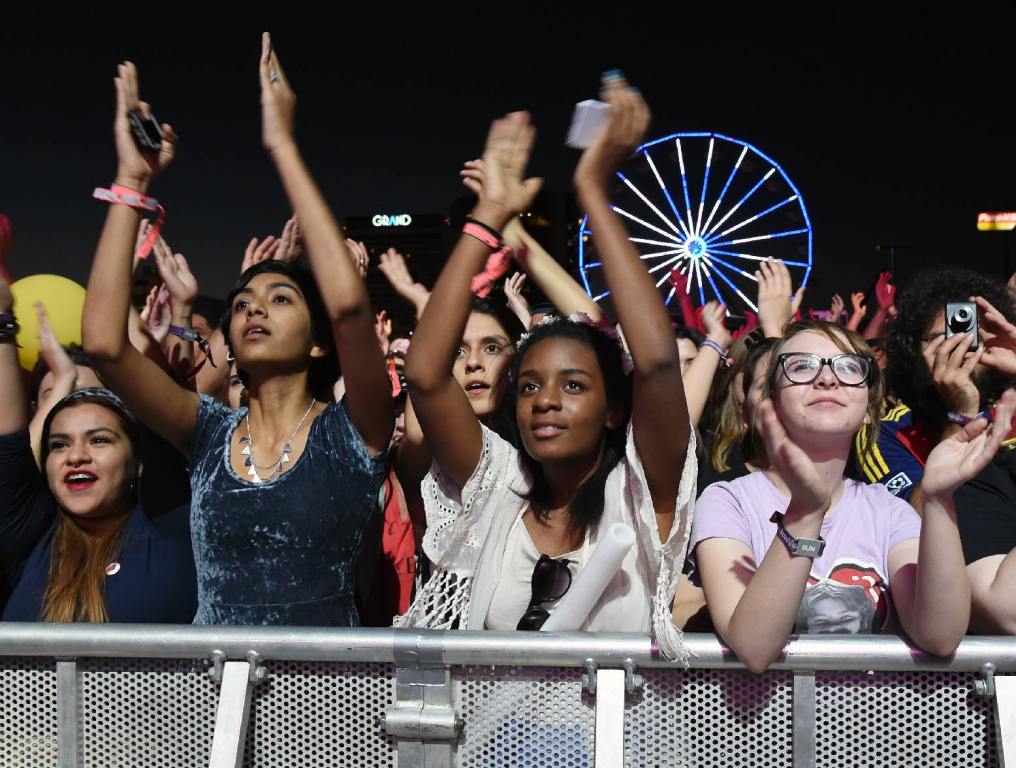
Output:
top-left (395, 423), bottom-right (697, 664)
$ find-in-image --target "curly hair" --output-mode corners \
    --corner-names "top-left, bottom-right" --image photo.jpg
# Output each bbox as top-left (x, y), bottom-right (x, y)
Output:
top-left (886, 268), bottom-right (1015, 422)
top-left (505, 318), bottom-right (632, 538)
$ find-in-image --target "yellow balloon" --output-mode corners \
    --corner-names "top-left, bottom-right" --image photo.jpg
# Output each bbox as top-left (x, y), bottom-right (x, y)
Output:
top-left (10, 275), bottom-right (87, 371)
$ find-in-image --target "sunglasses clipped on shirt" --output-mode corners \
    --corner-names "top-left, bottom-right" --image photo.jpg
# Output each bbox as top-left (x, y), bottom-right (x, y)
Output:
top-left (516, 554), bottom-right (573, 631)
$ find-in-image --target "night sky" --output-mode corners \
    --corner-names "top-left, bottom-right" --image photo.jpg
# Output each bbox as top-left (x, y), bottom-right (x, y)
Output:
top-left (3, 15), bottom-right (1016, 314)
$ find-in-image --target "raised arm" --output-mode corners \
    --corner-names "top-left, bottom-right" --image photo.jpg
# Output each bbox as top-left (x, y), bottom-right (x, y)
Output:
top-left (461, 159), bottom-right (603, 322)
top-left (81, 61), bottom-right (199, 454)
top-left (258, 33), bottom-right (392, 453)
top-left (861, 272), bottom-right (897, 340)
top-left (405, 112), bottom-right (542, 488)
top-left (573, 73), bottom-right (688, 536)
top-left (889, 393), bottom-right (1016, 655)
top-left (682, 301), bottom-right (732, 428)
top-left (0, 271), bottom-right (26, 435)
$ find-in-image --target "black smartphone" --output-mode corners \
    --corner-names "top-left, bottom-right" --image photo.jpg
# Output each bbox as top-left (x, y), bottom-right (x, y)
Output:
top-left (127, 110), bottom-right (163, 153)
top-left (944, 301), bottom-right (979, 350)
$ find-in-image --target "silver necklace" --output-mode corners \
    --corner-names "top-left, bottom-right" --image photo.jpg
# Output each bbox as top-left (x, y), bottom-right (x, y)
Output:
top-left (239, 397), bottom-right (316, 483)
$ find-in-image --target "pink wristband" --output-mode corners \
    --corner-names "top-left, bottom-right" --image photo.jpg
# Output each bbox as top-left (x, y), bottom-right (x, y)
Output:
top-left (462, 221), bottom-right (502, 251)
top-left (93, 184), bottom-right (166, 260)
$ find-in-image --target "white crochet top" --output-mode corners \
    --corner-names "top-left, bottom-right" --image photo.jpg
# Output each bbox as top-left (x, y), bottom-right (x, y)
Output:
top-left (396, 423), bottom-right (697, 663)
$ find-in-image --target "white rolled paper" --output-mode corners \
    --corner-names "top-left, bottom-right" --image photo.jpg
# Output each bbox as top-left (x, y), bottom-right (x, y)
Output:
top-left (540, 522), bottom-right (636, 632)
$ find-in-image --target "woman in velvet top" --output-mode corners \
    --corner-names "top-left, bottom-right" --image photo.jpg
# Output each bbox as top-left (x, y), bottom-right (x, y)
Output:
top-left (81, 36), bottom-right (393, 625)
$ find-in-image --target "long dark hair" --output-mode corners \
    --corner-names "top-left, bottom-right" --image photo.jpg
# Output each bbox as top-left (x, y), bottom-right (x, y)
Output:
top-left (886, 267), bottom-right (1015, 422)
top-left (220, 261), bottom-right (338, 402)
top-left (507, 319), bottom-right (632, 537)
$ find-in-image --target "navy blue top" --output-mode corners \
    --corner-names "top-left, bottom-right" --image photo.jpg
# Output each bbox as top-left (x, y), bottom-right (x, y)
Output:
top-left (188, 395), bottom-right (386, 626)
top-left (0, 430), bottom-right (197, 623)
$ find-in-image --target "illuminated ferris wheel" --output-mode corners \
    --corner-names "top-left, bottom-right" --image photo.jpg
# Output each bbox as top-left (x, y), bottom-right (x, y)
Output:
top-left (578, 132), bottom-right (813, 314)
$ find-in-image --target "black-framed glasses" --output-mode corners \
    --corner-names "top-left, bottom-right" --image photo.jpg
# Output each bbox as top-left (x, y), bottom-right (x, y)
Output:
top-left (776, 352), bottom-right (872, 387)
top-left (516, 554), bottom-right (573, 631)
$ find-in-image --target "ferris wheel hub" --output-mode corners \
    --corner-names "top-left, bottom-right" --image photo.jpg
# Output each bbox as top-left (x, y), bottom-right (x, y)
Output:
top-left (687, 238), bottom-right (707, 258)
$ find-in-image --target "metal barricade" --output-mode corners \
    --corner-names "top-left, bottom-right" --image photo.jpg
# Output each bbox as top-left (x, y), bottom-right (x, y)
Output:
top-left (1, 625), bottom-right (1014, 767)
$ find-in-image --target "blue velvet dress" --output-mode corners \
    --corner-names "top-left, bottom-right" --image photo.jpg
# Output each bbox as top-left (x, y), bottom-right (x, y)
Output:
top-left (188, 396), bottom-right (386, 626)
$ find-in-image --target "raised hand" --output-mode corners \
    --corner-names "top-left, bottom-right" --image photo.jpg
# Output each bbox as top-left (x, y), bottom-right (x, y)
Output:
top-left (503, 272), bottom-right (531, 328)
top-left (259, 33), bottom-right (296, 154)
top-left (700, 301), bottom-right (732, 350)
top-left (113, 61), bottom-right (178, 191)
top-left (846, 291), bottom-right (867, 331)
top-left (756, 258), bottom-right (804, 338)
top-left (35, 302), bottom-right (76, 391)
top-left (922, 331), bottom-right (983, 417)
top-left (470, 113), bottom-right (543, 229)
top-left (152, 238), bottom-right (198, 309)
top-left (829, 294), bottom-right (845, 323)
top-left (378, 247), bottom-right (430, 315)
top-left (346, 239), bottom-right (370, 278)
top-left (274, 216), bottom-right (302, 264)
top-left (757, 398), bottom-right (831, 513)
top-left (875, 271), bottom-right (896, 312)
top-left (922, 389), bottom-right (1016, 497)
top-left (575, 71), bottom-right (651, 189)
top-left (975, 296), bottom-right (1016, 375)
top-left (241, 235), bottom-right (279, 274)
top-left (374, 310), bottom-right (392, 355)
top-left (140, 285), bottom-right (172, 344)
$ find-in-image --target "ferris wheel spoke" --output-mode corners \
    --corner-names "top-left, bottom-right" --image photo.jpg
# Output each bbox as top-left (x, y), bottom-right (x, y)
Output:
top-left (708, 227), bottom-right (810, 250)
top-left (630, 237), bottom-right (689, 249)
top-left (715, 193), bottom-right (799, 238)
top-left (692, 257), bottom-right (706, 304)
top-left (704, 254), bottom-right (760, 282)
top-left (701, 145), bottom-right (748, 234)
top-left (643, 150), bottom-right (693, 239)
top-left (675, 139), bottom-right (697, 239)
top-left (695, 137), bottom-right (715, 236)
top-left (665, 286), bottom-right (677, 306)
top-left (698, 259), bottom-right (725, 306)
top-left (593, 289), bottom-right (610, 302)
top-left (649, 253), bottom-right (687, 279)
top-left (612, 205), bottom-right (684, 245)
top-left (706, 248), bottom-right (810, 269)
top-left (702, 256), bottom-right (759, 312)
top-left (639, 248), bottom-right (684, 261)
top-left (703, 168), bottom-right (776, 239)
top-left (617, 172), bottom-right (686, 239)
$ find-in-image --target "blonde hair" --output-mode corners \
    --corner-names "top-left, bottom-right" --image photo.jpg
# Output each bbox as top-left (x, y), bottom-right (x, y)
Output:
top-left (41, 515), bottom-right (128, 623)
top-left (762, 320), bottom-right (883, 461)
top-left (706, 336), bottom-right (754, 473)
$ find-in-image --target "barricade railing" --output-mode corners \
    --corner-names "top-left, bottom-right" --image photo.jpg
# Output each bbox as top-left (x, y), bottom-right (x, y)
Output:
top-left (1, 624), bottom-right (1014, 767)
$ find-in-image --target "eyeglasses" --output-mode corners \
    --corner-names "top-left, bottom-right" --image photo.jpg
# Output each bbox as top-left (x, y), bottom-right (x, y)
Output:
top-left (776, 352), bottom-right (872, 387)
top-left (516, 554), bottom-right (573, 631)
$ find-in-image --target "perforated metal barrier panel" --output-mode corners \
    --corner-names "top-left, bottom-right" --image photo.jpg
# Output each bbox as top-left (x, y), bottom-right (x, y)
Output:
top-left (454, 665), bottom-right (595, 767)
top-left (0, 657), bottom-right (58, 768)
top-left (0, 639), bottom-right (1010, 768)
top-left (626, 669), bottom-right (794, 768)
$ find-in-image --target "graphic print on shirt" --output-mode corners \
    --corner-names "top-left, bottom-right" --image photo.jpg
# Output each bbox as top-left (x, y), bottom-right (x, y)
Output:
top-left (794, 559), bottom-right (889, 635)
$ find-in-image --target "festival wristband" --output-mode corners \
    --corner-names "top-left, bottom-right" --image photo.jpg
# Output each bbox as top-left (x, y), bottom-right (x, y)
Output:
top-left (462, 222), bottom-right (503, 251)
top-left (167, 324), bottom-right (217, 368)
top-left (946, 410), bottom-right (991, 427)
top-left (701, 338), bottom-right (729, 363)
top-left (93, 184), bottom-right (166, 260)
top-left (0, 312), bottom-right (19, 344)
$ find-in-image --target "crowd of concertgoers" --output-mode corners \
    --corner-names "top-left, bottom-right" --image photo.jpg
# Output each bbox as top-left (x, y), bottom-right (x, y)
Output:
top-left (3, 37), bottom-right (1016, 671)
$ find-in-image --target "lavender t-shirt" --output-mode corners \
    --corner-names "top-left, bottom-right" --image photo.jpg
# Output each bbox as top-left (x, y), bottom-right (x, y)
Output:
top-left (690, 472), bottom-right (921, 634)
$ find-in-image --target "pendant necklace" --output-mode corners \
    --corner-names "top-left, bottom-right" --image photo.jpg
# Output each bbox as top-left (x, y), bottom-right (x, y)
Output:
top-left (239, 397), bottom-right (316, 483)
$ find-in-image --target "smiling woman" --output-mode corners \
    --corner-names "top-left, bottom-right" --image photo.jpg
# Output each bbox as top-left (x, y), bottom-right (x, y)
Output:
top-left (0, 389), bottom-right (196, 622)
top-left (690, 319), bottom-right (1015, 672)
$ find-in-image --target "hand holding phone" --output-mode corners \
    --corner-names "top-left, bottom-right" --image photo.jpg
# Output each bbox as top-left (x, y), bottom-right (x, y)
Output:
top-left (127, 109), bottom-right (164, 153)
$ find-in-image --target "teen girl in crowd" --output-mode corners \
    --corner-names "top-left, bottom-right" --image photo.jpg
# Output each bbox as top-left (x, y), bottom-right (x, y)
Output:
top-left (691, 320), bottom-right (1011, 671)
top-left (81, 35), bottom-right (393, 626)
top-left (399, 73), bottom-right (696, 660)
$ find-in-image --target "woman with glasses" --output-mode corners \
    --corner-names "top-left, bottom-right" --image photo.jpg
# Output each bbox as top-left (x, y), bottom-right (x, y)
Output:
top-left (400, 75), bottom-right (695, 661)
top-left (690, 320), bottom-right (1014, 672)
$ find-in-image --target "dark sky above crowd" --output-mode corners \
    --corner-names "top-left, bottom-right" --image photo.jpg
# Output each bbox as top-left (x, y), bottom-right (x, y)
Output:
top-left (2, 14), bottom-right (1015, 311)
